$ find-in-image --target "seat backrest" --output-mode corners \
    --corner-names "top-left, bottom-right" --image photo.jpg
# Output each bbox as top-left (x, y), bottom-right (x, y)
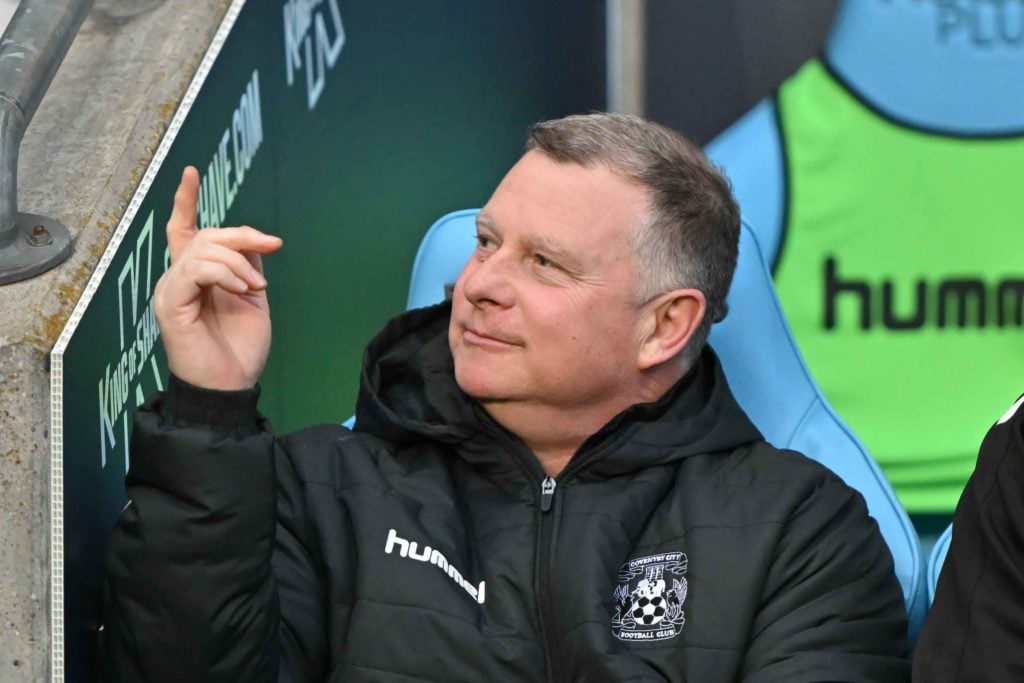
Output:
top-left (927, 524), bottom-right (953, 605)
top-left (405, 209), bottom-right (927, 639)
top-left (406, 209), bottom-right (481, 309)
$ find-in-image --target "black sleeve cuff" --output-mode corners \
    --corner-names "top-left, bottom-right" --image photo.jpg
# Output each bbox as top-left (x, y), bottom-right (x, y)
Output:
top-left (159, 373), bottom-right (263, 434)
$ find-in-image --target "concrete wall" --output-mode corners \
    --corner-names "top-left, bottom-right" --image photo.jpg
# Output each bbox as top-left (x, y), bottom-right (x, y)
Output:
top-left (0, 1), bottom-right (227, 679)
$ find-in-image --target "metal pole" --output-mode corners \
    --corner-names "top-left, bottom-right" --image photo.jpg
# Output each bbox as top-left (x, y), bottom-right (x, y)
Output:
top-left (606, 0), bottom-right (646, 117)
top-left (0, 0), bottom-right (95, 284)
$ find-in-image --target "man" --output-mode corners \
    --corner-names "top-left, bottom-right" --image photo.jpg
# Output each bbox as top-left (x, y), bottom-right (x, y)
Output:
top-left (102, 113), bottom-right (909, 681)
top-left (914, 393), bottom-right (1024, 681)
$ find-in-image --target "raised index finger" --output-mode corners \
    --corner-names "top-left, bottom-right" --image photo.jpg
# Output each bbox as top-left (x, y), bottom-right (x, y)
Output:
top-left (166, 166), bottom-right (200, 261)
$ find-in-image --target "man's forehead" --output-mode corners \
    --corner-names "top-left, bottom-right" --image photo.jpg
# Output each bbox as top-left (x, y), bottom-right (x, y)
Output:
top-left (478, 152), bottom-right (648, 259)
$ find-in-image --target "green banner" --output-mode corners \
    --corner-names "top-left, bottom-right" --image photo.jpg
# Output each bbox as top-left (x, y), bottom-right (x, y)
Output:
top-left (53, 0), bottom-right (603, 678)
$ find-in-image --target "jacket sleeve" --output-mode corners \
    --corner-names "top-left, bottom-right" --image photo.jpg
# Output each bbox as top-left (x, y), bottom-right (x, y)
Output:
top-left (740, 476), bottom-right (911, 682)
top-left (101, 376), bottom-right (327, 682)
top-left (913, 398), bottom-right (1024, 682)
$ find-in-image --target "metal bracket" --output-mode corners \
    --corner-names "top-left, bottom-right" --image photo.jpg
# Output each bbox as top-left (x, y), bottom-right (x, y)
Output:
top-left (0, 213), bottom-right (72, 284)
top-left (0, 0), bottom-right (95, 285)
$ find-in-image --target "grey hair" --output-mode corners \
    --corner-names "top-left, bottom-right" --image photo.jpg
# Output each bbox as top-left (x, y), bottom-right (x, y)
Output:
top-left (526, 112), bottom-right (740, 364)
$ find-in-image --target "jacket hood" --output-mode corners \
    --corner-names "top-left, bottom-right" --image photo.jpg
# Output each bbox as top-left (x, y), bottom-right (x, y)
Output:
top-left (355, 302), bottom-right (762, 477)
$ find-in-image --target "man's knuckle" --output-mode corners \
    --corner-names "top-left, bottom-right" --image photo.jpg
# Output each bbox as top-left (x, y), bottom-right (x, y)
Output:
top-left (179, 258), bottom-right (202, 278)
top-left (229, 251), bottom-right (249, 269)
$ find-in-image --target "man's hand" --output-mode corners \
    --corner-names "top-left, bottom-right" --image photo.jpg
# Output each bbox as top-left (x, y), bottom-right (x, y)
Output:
top-left (154, 166), bottom-right (283, 390)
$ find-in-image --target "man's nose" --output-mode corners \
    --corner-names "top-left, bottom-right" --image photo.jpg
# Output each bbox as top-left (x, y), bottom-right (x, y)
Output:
top-left (459, 250), bottom-right (515, 309)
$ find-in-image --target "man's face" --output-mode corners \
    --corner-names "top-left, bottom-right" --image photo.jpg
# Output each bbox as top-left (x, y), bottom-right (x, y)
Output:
top-left (449, 150), bottom-right (652, 414)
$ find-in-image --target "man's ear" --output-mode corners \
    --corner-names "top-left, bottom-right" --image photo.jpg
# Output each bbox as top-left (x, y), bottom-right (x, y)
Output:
top-left (636, 289), bottom-right (706, 371)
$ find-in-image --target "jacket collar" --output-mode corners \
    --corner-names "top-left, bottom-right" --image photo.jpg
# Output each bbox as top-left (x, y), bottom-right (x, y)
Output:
top-left (355, 303), bottom-right (762, 479)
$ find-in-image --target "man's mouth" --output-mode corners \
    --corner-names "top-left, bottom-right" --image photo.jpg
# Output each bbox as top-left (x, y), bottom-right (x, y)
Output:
top-left (463, 326), bottom-right (520, 347)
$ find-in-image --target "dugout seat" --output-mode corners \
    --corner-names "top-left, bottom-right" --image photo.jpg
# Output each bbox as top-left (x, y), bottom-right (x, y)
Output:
top-left (927, 524), bottom-right (954, 605)
top-left (404, 209), bottom-right (927, 641)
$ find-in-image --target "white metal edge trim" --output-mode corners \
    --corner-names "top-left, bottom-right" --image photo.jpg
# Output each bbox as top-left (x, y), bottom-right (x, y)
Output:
top-left (49, 1), bottom-right (249, 679)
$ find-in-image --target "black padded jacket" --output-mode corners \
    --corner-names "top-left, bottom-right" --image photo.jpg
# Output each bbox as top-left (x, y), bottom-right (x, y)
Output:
top-left (102, 302), bottom-right (910, 682)
top-left (913, 393), bottom-right (1024, 681)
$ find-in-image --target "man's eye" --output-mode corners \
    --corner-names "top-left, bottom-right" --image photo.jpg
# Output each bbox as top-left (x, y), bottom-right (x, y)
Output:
top-left (475, 234), bottom-right (493, 249)
top-left (534, 253), bottom-right (554, 268)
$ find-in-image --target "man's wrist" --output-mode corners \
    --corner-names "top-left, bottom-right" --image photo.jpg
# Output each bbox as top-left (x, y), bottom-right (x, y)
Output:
top-left (160, 373), bottom-right (263, 434)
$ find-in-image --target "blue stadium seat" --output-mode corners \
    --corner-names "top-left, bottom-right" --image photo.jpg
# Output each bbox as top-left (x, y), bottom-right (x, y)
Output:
top-left (406, 209), bottom-right (481, 310)
top-left (405, 209), bottom-right (927, 640)
top-left (927, 524), bottom-right (953, 605)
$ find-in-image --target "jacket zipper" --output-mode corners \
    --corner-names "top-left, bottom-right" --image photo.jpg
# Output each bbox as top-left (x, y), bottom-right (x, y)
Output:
top-left (537, 475), bottom-right (564, 682)
top-left (536, 448), bottom-right (610, 681)
top-left (491, 421), bottom-right (611, 682)
top-left (540, 476), bottom-right (557, 512)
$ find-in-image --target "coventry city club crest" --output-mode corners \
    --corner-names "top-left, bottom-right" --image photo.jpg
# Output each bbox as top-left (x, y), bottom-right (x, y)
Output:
top-left (611, 552), bottom-right (687, 642)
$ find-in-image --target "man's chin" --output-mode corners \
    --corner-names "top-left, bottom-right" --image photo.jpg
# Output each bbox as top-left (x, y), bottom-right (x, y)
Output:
top-left (453, 365), bottom-right (511, 403)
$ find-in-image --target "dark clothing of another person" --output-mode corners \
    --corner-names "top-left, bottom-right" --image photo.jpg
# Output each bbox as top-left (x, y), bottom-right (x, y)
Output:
top-left (102, 303), bottom-right (909, 682)
top-left (914, 393), bottom-right (1024, 682)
